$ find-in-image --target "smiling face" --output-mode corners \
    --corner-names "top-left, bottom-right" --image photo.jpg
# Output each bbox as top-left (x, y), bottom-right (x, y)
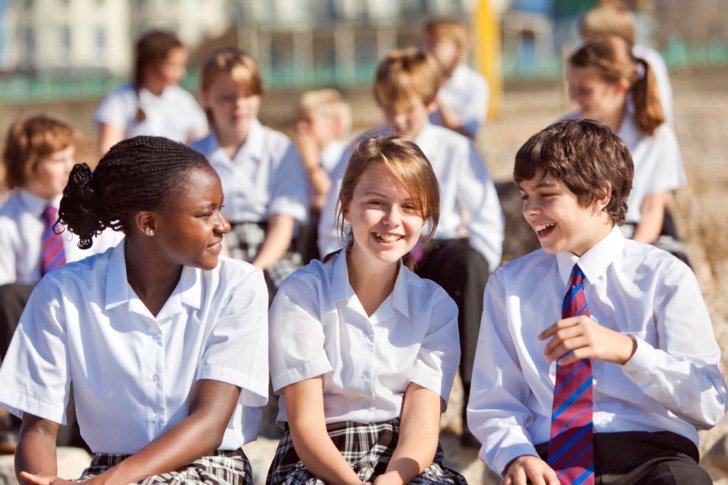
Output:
top-left (152, 165), bottom-right (231, 270)
top-left (380, 97), bottom-right (434, 139)
top-left (203, 71), bottom-right (261, 138)
top-left (343, 161), bottom-right (425, 269)
top-left (519, 169), bottom-right (612, 256)
top-left (25, 145), bottom-right (76, 199)
top-left (568, 66), bottom-right (627, 122)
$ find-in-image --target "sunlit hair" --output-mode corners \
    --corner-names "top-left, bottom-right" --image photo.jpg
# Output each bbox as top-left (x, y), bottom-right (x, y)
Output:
top-left (200, 47), bottom-right (263, 127)
top-left (335, 135), bottom-right (440, 270)
top-left (423, 17), bottom-right (470, 67)
top-left (569, 35), bottom-right (665, 136)
top-left (374, 48), bottom-right (442, 112)
top-left (294, 88), bottom-right (352, 139)
top-left (59, 136), bottom-right (210, 249)
top-left (3, 115), bottom-right (77, 190)
top-left (580, 3), bottom-right (636, 47)
top-left (514, 119), bottom-right (633, 225)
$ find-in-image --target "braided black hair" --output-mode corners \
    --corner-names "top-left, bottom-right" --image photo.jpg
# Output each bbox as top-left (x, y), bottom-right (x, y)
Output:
top-left (59, 136), bottom-right (209, 249)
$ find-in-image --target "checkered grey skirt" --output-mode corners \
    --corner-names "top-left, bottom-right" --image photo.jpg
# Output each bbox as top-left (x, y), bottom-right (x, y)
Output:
top-left (226, 222), bottom-right (302, 296)
top-left (78, 448), bottom-right (252, 484)
top-left (266, 419), bottom-right (468, 484)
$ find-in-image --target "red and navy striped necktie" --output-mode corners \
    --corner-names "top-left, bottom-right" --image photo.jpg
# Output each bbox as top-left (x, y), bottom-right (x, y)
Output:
top-left (41, 205), bottom-right (66, 276)
top-left (548, 264), bottom-right (595, 484)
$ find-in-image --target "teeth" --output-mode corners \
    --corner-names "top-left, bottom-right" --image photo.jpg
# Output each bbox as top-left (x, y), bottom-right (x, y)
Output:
top-left (375, 233), bottom-right (402, 242)
top-left (534, 223), bottom-right (555, 232)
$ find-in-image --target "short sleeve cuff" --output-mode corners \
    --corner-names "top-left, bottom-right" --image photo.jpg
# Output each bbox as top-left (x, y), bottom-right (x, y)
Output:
top-left (197, 365), bottom-right (268, 407)
top-left (268, 200), bottom-right (308, 223)
top-left (0, 391), bottom-right (67, 424)
top-left (409, 365), bottom-right (451, 404)
top-left (271, 357), bottom-right (332, 393)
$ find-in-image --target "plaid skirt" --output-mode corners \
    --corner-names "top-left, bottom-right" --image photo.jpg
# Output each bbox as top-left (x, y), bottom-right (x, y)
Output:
top-left (266, 419), bottom-right (468, 484)
top-left (78, 448), bottom-right (252, 484)
top-left (226, 222), bottom-right (302, 296)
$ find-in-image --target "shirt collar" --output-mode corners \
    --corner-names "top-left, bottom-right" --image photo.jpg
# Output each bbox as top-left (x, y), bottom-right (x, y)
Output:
top-left (556, 225), bottom-right (624, 285)
top-left (329, 250), bottom-right (410, 318)
top-left (104, 241), bottom-right (202, 315)
top-left (18, 190), bottom-right (60, 216)
top-left (232, 118), bottom-right (265, 161)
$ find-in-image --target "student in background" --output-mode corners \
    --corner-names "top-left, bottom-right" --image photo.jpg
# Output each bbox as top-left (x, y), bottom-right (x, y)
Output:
top-left (268, 135), bottom-right (466, 484)
top-left (566, 35), bottom-right (688, 263)
top-left (318, 48), bottom-right (504, 446)
top-left (580, 2), bottom-right (674, 124)
top-left (292, 88), bottom-right (352, 262)
top-left (0, 136), bottom-right (269, 484)
top-left (94, 30), bottom-right (208, 157)
top-left (191, 47), bottom-right (308, 297)
top-left (423, 17), bottom-right (489, 138)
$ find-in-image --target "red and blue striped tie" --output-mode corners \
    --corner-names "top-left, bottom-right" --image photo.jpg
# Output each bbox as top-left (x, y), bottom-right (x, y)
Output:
top-left (41, 205), bottom-right (66, 276)
top-left (548, 264), bottom-right (595, 484)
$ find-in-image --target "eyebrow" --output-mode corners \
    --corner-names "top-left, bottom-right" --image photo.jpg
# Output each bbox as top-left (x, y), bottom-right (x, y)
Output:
top-left (518, 179), bottom-right (558, 190)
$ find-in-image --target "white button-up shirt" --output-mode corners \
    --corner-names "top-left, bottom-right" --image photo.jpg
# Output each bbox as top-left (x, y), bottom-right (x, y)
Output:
top-left (318, 124), bottom-right (504, 270)
top-left (0, 242), bottom-right (269, 453)
top-left (0, 190), bottom-right (123, 285)
top-left (190, 120), bottom-right (308, 225)
top-left (467, 227), bottom-right (727, 475)
top-left (429, 63), bottom-right (490, 138)
top-left (94, 83), bottom-right (208, 143)
top-left (269, 251), bottom-right (460, 425)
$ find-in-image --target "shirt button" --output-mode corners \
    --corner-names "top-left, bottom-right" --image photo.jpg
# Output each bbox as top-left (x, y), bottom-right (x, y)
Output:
top-left (152, 414), bottom-right (161, 423)
top-left (152, 374), bottom-right (159, 382)
top-left (628, 370), bottom-right (637, 376)
top-left (361, 371), bottom-right (370, 379)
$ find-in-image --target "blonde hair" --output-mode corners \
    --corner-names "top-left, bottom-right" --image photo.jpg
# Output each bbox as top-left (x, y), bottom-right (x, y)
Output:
top-left (295, 88), bottom-right (352, 139)
top-left (200, 47), bottom-right (263, 126)
top-left (3, 115), bottom-right (77, 190)
top-left (374, 48), bottom-right (442, 111)
top-left (580, 4), bottom-right (636, 47)
top-left (423, 17), bottom-right (470, 64)
top-left (336, 135), bottom-right (440, 270)
top-left (569, 36), bottom-right (665, 136)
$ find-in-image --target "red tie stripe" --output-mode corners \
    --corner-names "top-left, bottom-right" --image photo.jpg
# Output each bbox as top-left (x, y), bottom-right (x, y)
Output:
top-left (41, 205), bottom-right (67, 275)
top-left (548, 265), bottom-right (595, 485)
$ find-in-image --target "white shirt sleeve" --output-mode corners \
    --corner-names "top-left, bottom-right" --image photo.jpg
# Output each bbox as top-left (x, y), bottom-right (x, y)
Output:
top-left (269, 142), bottom-right (309, 223)
top-left (459, 143), bottom-right (504, 270)
top-left (409, 289), bottom-right (460, 404)
top-left (0, 218), bottom-right (18, 285)
top-left (621, 257), bottom-right (728, 428)
top-left (467, 269), bottom-right (540, 476)
top-left (269, 271), bottom-right (333, 392)
top-left (197, 267), bottom-right (269, 407)
top-left (94, 86), bottom-right (134, 129)
top-left (0, 276), bottom-right (71, 423)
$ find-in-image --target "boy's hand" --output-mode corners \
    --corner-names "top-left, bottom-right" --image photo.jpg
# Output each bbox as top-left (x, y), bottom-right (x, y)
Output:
top-left (502, 455), bottom-right (558, 485)
top-left (539, 316), bottom-right (637, 365)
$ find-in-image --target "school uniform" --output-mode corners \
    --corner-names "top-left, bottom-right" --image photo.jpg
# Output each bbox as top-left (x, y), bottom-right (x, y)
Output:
top-left (429, 63), bottom-right (490, 138)
top-left (190, 121), bottom-right (309, 293)
top-left (266, 251), bottom-right (466, 484)
top-left (467, 226), bottom-right (727, 482)
top-left (0, 190), bottom-right (123, 363)
top-left (632, 44), bottom-right (673, 124)
top-left (95, 83), bottom-right (208, 143)
top-left (0, 242), bottom-right (269, 483)
top-left (318, 123), bottom-right (504, 407)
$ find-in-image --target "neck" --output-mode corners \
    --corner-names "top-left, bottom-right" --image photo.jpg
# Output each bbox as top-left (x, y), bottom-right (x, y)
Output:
top-left (346, 249), bottom-right (399, 317)
top-left (215, 125), bottom-right (250, 158)
top-left (603, 105), bottom-right (627, 134)
top-left (124, 237), bottom-right (182, 316)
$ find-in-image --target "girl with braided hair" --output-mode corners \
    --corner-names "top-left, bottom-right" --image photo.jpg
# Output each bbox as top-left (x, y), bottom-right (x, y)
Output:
top-left (0, 136), bottom-right (269, 484)
top-left (564, 35), bottom-right (689, 264)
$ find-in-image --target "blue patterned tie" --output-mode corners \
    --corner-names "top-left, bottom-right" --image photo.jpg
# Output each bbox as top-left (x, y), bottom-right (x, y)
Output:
top-left (41, 205), bottom-right (66, 275)
top-left (548, 264), bottom-right (595, 484)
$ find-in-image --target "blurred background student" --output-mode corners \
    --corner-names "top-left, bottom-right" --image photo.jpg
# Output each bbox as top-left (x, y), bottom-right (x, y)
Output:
top-left (94, 30), bottom-right (208, 157)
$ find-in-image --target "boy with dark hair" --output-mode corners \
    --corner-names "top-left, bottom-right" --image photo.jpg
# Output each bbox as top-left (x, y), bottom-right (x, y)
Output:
top-left (467, 119), bottom-right (727, 484)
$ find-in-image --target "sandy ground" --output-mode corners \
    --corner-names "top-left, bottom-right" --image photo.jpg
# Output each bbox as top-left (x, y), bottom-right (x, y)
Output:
top-left (1, 66), bottom-right (727, 483)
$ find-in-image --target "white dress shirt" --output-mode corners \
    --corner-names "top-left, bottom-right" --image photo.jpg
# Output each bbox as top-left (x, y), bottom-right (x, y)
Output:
top-left (0, 190), bottom-right (123, 285)
top-left (269, 251), bottom-right (460, 425)
top-left (467, 227), bottom-right (727, 476)
top-left (320, 139), bottom-right (347, 176)
top-left (616, 112), bottom-right (686, 223)
top-left (94, 83), bottom-right (208, 143)
top-left (190, 120), bottom-right (309, 225)
top-left (0, 242), bottom-right (269, 453)
top-left (317, 124), bottom-right (504, 270)
top-left (632, 44), bottom-right (673, 124)
top-left (429, 64), bottom-right (490, 138)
